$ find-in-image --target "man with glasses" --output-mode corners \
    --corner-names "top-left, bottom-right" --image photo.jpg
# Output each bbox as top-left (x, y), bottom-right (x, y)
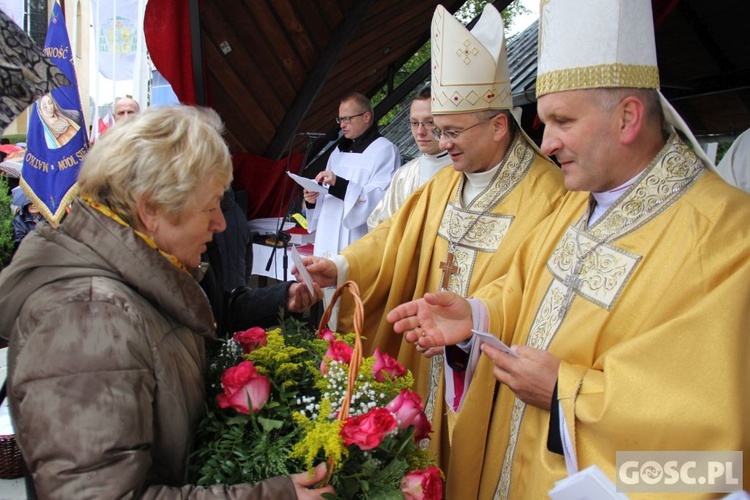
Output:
top-left (367, 86), bottom-right (452, 230)
top-left (297, 4), bottom-right (564, 469)
top-left (304, 92), bottom-right (400, 259)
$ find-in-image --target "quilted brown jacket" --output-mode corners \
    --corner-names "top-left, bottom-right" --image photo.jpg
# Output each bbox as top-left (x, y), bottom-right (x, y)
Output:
top-left (0, 200), bottom-right (296, 498)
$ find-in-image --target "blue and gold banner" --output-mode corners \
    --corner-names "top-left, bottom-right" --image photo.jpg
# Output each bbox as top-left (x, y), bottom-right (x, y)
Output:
top-left (21, 2), bottom-right (89, 224)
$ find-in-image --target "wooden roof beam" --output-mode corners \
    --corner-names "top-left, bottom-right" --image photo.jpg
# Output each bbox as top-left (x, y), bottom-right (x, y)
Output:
top-left (265, 0), bottom-right (375, 160)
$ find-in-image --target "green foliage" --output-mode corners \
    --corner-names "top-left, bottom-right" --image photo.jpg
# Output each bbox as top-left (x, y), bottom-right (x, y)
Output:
top-left (191, 316), bottom-right (323, 485)
top-left (327, 428), bottom-right (430, 500)
top-left (0, 176), bottom-right (15, 269)
top-left (715, 141), bottom-right (733, 165)
top-left (191, 316), bottom-right (440, 498)
top-left (455, 0), bottom-right (521, 24)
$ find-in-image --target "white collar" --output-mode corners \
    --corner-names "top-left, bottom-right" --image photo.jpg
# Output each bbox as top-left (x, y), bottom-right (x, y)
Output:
top-left (589, 172), bottom-right (642, 224)
top-left (465, 161), bottom-right (502, 190)
top-left (461, 161), bottom-right (503, 205)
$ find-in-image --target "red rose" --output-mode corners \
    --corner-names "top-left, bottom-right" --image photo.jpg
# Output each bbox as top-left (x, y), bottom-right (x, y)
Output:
top-left (400, 466), bottom-right (443, 500)
top-left (232, 326), bottom-right (267, 353)
top-left (340, 407), bottom-right (397, 451)
top-left (386, 389), bottom-right (431, 440)
top-left (411, 411), bottom-right (432, 441)
top-left (217, 361), bottom-right (270, 414)
top-left (317, 328), bottom-right (336, 341)
top-left (372, 348), bottom-right (406, 382)
top-left (320, 340), bottom-right (353, 373)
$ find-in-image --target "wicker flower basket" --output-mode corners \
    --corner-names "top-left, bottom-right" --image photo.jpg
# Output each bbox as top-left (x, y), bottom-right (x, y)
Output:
top-left (315, 280), bottom-right (364, 482)
top-left (0, 434), bottom-right (23, 479)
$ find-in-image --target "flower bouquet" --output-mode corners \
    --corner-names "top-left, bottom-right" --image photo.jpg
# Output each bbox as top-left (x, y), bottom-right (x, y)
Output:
top-left (191, 281), bottom-right (443, 499)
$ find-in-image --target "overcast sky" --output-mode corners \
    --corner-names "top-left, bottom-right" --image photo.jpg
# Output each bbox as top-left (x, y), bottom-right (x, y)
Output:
top-left (508, 0), bottom-right (540, 36)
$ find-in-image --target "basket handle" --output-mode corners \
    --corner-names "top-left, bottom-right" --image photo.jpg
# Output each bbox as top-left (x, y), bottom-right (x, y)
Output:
top-left (316, 280), bottom-right (364, 483)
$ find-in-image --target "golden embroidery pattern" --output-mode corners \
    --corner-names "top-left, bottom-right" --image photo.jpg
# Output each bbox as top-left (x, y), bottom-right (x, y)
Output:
top-left (536, 63), bottom-right (660, 98)
top-left (438, 133), bottom-right (532, 291)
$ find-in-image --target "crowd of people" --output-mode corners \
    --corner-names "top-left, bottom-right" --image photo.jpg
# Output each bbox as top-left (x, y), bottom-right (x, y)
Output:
top-left (0, 0), bottom-right (748, 498)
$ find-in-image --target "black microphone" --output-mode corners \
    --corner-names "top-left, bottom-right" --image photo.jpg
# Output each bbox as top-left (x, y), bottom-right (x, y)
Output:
top-left (297, 130), bottom-right (339, 141)
top-left (297, 132), bottom-right (328, 139)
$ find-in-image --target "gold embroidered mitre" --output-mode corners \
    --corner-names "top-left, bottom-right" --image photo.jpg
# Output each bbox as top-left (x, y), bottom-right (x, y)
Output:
top-left (536, 0), bottom-right (660, 97)
top-left (431, 4), bottom-right (512, 114)
top-left (536, 0), bottom-right (717, 171)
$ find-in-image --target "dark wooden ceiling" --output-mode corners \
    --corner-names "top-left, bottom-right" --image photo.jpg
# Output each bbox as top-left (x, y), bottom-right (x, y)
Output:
top-left (655, 0), bottom-right (750, 139)
top-left (192, 0), bottom-right (750, 160)
top-left (197, 0), bottom-right (477, 159)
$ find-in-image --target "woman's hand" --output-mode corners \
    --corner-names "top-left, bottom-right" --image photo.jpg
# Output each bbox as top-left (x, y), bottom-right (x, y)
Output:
top-left (287, 281), bottom-right (323, 313)
top-left (290, 463), bottom-right (335, 499)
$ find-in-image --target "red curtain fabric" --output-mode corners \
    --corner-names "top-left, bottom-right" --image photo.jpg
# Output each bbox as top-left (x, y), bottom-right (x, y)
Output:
top-left (232, 153), bottom-right (305, 220)
top-left (143, 0), bottom-right (196, 104)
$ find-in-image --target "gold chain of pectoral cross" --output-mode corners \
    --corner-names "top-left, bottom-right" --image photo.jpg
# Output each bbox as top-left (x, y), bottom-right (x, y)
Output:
top-left (558, 214), bottom-right (609, 320)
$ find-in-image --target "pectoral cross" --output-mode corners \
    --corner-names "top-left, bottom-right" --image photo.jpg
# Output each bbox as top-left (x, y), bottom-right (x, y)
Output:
top-left (439, 251), bottom-right (459, 291)
top-left (558, 259), bottom-right (585, 320)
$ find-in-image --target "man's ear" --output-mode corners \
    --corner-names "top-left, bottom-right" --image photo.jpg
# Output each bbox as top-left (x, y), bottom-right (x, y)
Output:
top-left (618, 96), bottom-right (645, 145)
top-left (492, 112), bottom-right (510, 141)
top-left (135, 201), bottom-right (158, 234)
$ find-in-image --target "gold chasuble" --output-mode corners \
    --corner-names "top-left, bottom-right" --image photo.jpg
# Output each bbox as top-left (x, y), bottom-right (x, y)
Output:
top-left (447, 134), bottom-right (750, 499)
top-left (337, 134), bottom-right (565, 466)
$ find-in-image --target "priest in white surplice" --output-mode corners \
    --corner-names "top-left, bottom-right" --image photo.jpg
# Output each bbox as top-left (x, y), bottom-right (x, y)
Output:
top-left (304, 92), bottom-right (400, 258)
top-left (367, 86), bottom-right (451, 231)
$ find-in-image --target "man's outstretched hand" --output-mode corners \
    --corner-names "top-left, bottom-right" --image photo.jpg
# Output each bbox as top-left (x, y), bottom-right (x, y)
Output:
top-left (386, 291), bottom-right (474, 348)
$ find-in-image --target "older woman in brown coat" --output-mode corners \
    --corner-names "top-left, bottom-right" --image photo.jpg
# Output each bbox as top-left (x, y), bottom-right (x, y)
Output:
top-left (0, 106), bottom-right (332, 499)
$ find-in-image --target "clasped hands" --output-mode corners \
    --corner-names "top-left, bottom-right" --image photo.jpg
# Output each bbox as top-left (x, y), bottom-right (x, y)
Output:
top-left (286, 281), bottom-right (324, 313)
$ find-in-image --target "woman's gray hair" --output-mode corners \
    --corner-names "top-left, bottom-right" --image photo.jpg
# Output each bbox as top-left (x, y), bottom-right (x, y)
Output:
top-left (78, 105), bottom-right (232, 226)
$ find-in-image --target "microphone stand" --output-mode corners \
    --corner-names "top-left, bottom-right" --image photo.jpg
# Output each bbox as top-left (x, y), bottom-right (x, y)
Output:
top-left (265, 135), bottom-right (319, 281)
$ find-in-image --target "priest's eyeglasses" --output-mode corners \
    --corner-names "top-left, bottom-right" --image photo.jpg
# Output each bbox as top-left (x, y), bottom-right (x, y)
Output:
top-left (408, 119), bottom-right (435, 130)
top-left (336, 112), bottom-right (366, 124)
top-left (431, 113), bottom-right (500, 142)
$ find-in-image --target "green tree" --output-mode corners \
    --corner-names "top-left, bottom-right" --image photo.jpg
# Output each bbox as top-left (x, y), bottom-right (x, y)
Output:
top-left (715, 141), bottom-right (732, 165)
top-left (374, 0), bottom-right (530, 126)
top-left (0, 177), bottom-right (16, 269)
top-left (456, 0), bottom-right (528, 24)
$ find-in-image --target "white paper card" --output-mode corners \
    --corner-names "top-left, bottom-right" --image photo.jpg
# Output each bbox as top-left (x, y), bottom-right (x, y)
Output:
top-left (461, 330), bottom-right (520, 396)
top-left (471, 329), bottom-right (519, 358)
top-left (288, 172), bottom-right (329, 194)
top-left (549, 465), bottom-right (628, 499)
top-left (290, 245), bottom-right (315, 296)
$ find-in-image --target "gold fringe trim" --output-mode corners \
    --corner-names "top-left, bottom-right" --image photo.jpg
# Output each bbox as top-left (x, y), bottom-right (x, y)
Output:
top-left (536, 63), bottom-right (660, 97)
top-left (18, 177), bottom-right (78, 227)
